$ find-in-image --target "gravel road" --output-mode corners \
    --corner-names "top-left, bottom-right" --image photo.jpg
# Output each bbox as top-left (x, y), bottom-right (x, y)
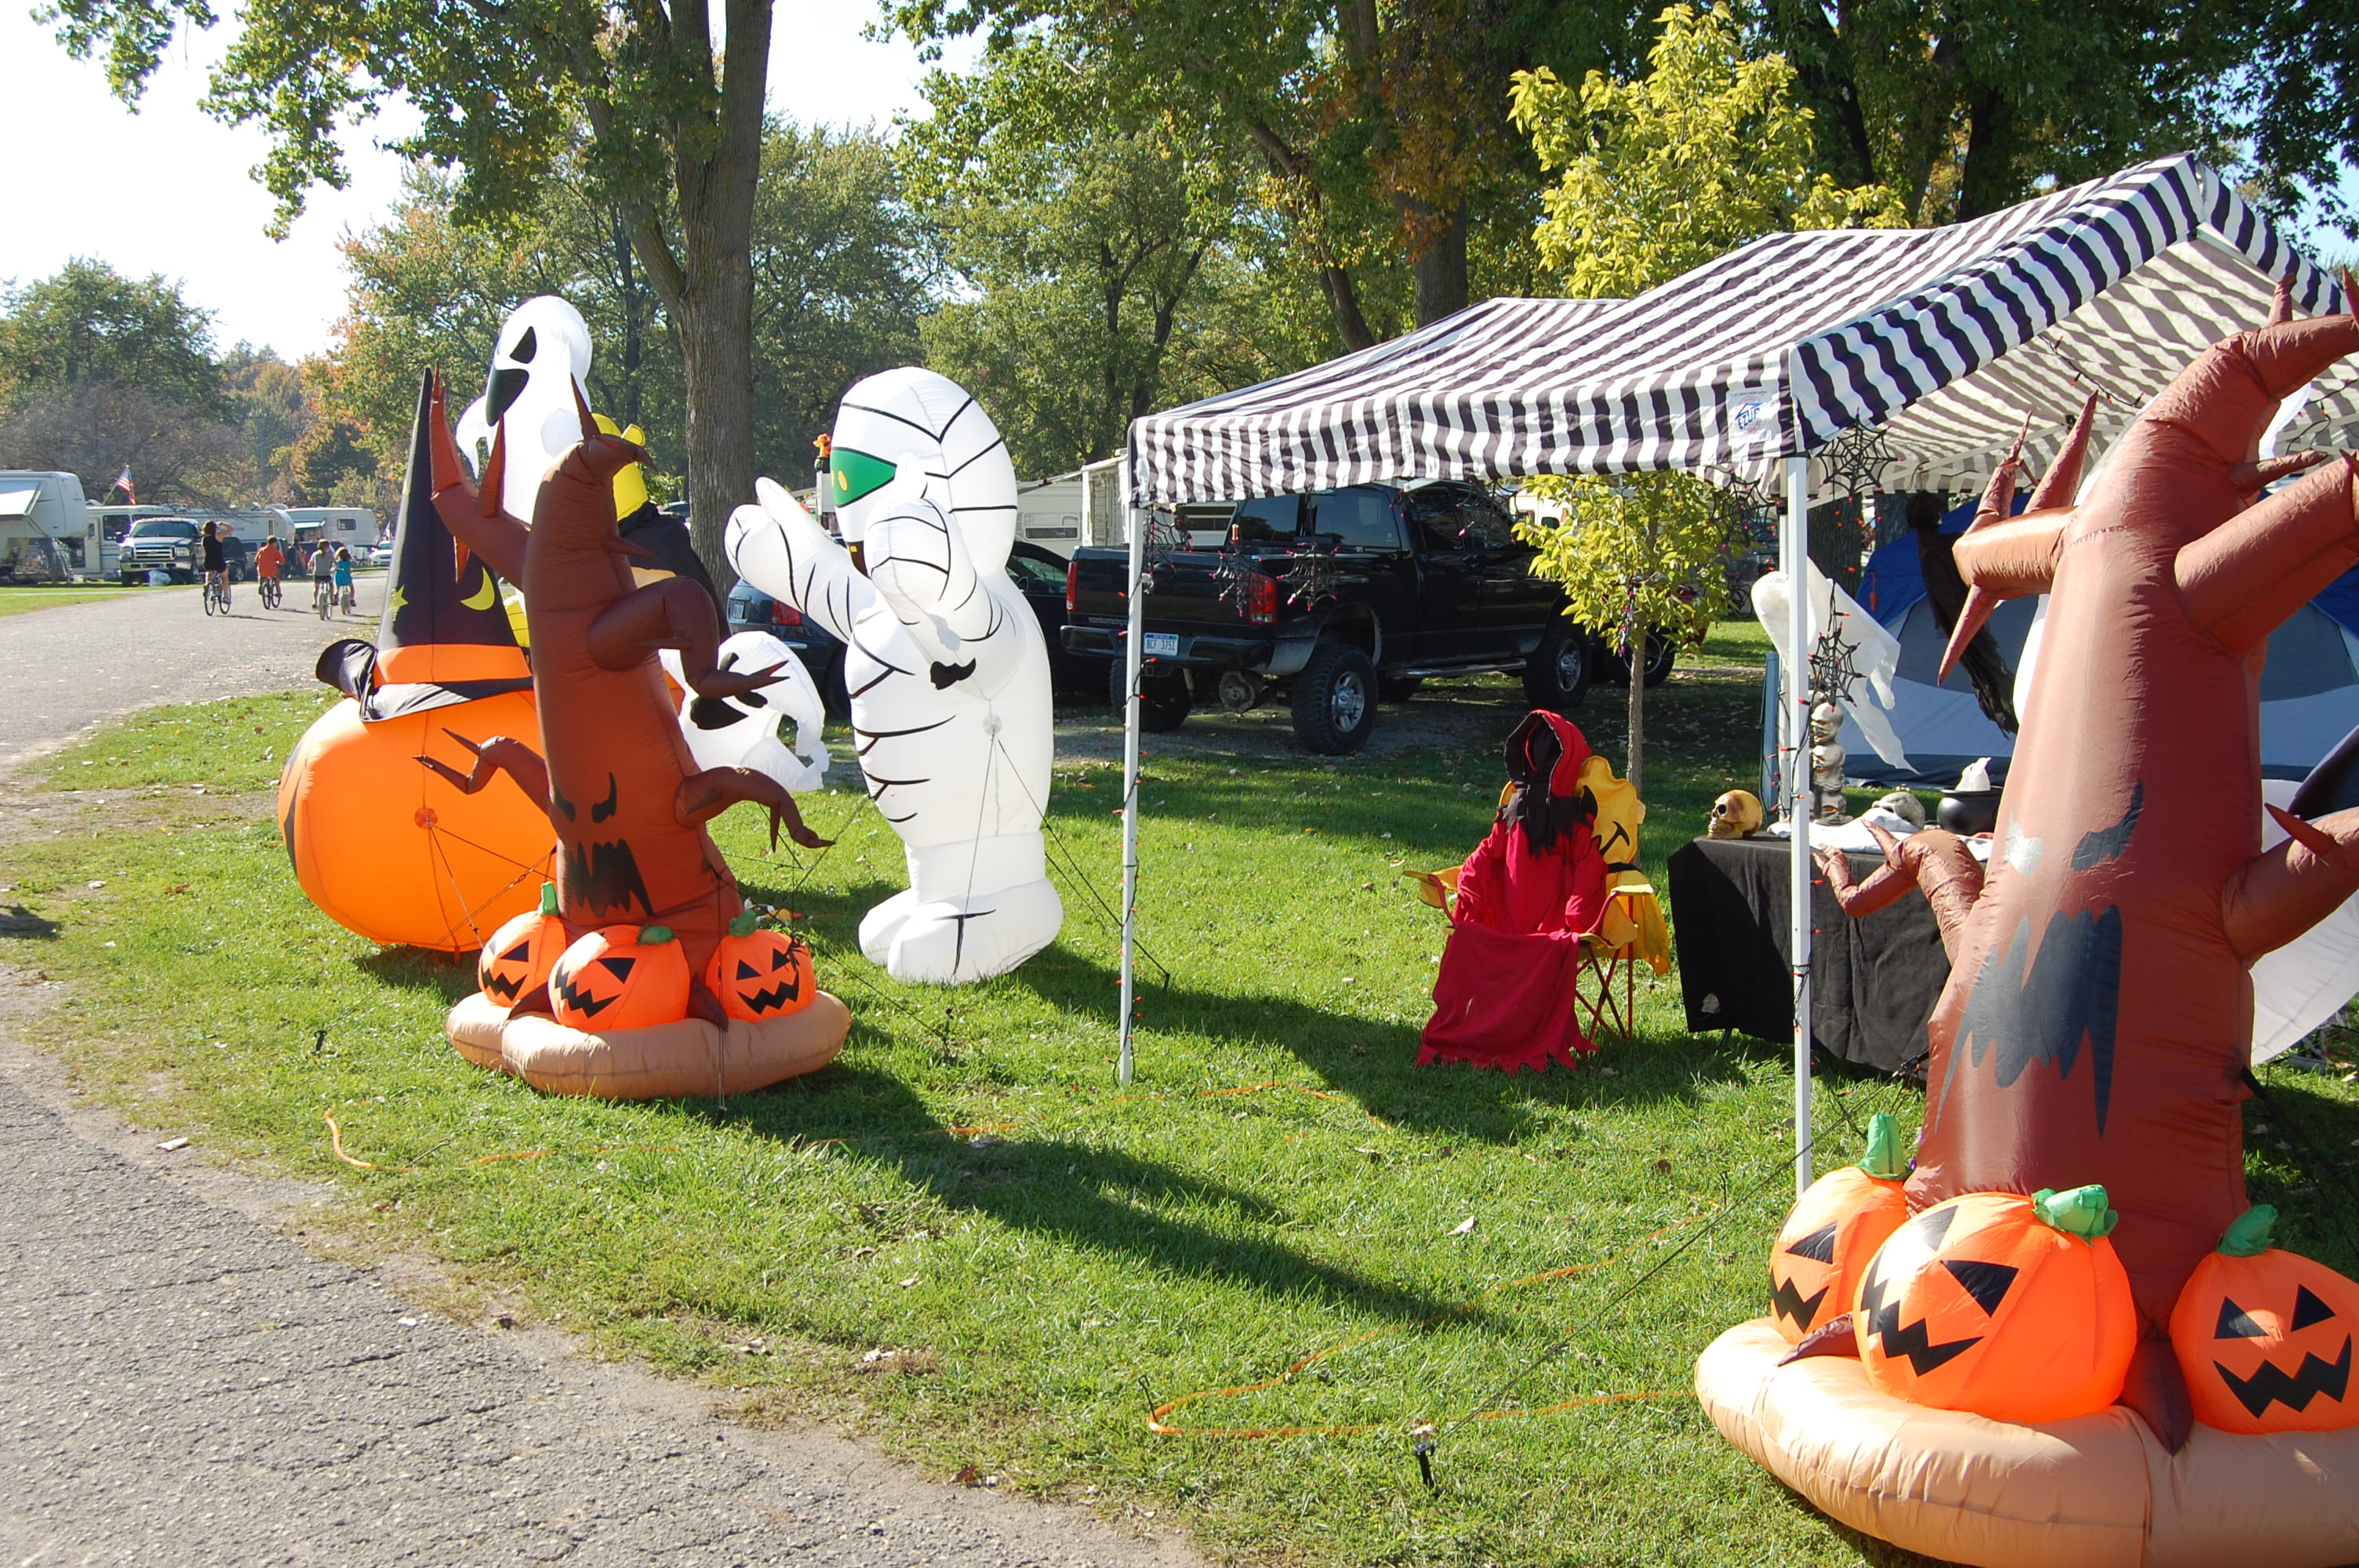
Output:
top-left (0, 578), bottom-right (386, 773)
top-left (0, 584), bottom-right (1206, 1567)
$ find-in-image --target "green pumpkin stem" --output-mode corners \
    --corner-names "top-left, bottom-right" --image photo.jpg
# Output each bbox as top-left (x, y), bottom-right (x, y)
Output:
top-left (1859, 1112), bottom-right (1907, 1181)
top-left (640, 925), bottom-right (675, 945)
top-left (2032, 1184), bottom-right (2118, 1240)
top-left (729, 910), bottom-right (762, 938)
top-left (2217, 1204), bottom-right (2278, 1258)
top-left (538, 883), bottom-right (558, 916)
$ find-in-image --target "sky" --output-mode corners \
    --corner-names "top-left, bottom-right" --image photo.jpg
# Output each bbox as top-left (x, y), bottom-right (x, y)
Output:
top-left (0, 3), bottom-right (977, 361)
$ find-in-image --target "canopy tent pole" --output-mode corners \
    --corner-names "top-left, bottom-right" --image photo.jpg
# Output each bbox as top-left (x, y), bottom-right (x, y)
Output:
top-left (1117, 456), bottom-right (1145, 1087)
top-left (1783, 453), bottom-right (1814, 1196)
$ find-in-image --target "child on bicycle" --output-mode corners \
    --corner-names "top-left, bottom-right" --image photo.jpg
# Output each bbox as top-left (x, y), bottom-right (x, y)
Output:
top-left (254, 535), bottom-right (285, 606)
top-left (199, 521), bottom-right (230, 608)
top-left (333, 547), bottom-right (356, 614)
top-left (310, 538), bottom-right (335, 612)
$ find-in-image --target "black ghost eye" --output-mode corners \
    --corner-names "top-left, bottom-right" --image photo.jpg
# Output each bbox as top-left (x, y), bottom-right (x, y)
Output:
top-left (512, 325), bottom-right (537, 364)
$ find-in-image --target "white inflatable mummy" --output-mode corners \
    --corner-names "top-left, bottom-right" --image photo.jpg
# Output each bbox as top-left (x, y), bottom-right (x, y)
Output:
top-left (726, 368), bottom-right (1060, 984)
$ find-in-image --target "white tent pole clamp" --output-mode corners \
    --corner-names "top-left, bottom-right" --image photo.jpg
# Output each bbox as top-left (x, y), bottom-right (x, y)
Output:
top-left (1784, 452), bottom-right (1814, 1196)
top-left (1118, 453), bottom-right (1145, 1087)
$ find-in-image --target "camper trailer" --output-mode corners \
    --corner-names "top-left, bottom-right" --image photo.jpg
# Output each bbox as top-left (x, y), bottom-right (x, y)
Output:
top-left (270, 506), bottom-right (379, 562)
top-left (0, 472), bottom-right (95, 583)
top-left (1016, 474), bottom-right (1084, 557)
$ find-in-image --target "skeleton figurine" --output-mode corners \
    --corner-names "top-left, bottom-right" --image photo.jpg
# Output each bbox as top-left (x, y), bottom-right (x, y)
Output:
top-left (1808, 700), bottom-right (1849, 823)
top-left (726, 368), bottom-right (1060, 985)
top-left (1707, 789), bottom-right (1764, 840)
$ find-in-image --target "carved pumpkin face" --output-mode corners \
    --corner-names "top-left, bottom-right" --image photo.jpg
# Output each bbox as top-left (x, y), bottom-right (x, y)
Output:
top-left (549, 924), bottom-right (690, 1032)
top-left (705, 912), bottom-right (814, 1022)
top-left (1854, 1186), bottom-right (2136, 1422)
top-left (478, 884), bottom-right (566, 1008)
top-left (2170, 1206), bottom-right (2359, 1434)
top-left (1769, 1168), bottom-right (1910, 1344)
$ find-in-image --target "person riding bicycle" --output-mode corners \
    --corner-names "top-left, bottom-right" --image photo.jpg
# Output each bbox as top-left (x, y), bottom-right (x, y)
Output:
top-left (309, 537), bottom-right (336, 610)
top-left (200, 521), bottom-right (230, 607)
top-left (254, 535), bottom-right (285, 605)
top-left (333, 546), bottom-right (356, 614)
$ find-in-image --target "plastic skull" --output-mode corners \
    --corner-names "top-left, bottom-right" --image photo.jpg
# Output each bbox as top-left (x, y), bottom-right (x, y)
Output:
top-left (1809, 700), bottom-right (1846, 743)
top-left (1707, 789), bottom-right (1764, 839)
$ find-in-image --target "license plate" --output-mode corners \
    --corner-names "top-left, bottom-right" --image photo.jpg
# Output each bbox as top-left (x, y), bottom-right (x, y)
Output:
top-left (1142, 632), bottom-right (1180, 656)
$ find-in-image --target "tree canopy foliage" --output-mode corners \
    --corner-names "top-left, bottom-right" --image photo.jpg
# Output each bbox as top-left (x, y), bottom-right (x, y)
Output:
top-left (900, 34), bottom-right (1329, 475)
top-left (0, 259), bottom-right (328, 506)
top-left (327, 124), bottom-right (929, 499)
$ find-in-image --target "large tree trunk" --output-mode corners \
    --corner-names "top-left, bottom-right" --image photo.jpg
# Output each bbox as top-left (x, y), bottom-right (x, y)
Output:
top-left (1411, 205), bottom-right (1468, 325)
top-left (1955, 87), bottom-right (2020, 221)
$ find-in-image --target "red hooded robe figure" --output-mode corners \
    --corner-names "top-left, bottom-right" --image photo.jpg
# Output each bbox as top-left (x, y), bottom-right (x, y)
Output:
top-left (1419, 712), bottom-right (1611, 1073)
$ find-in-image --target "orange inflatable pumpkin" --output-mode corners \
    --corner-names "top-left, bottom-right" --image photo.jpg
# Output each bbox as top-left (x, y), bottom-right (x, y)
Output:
top-left (1768, 1112), bottom-right (1912, 1343)
top-left (705, 911), bottom-right (814, 1022)
top-left (1855, 1185), bottom-right (2136, 1422)
top-left (549, 924), bottom-right (690, 1032)
top-left (2170, 1204), bottom-right (2359, 1434)
top-left (478, 884), bottom-right (568, 1007)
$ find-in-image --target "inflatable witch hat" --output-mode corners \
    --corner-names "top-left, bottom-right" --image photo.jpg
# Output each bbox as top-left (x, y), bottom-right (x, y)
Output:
top-left (317, 372), bottom-right (533, 717)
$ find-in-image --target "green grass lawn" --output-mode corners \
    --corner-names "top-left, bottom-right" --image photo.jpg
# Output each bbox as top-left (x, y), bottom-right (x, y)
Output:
top-left (0, 586), bottom-right (142, 617)
top-left (4, 632), bottom-right (2354, 1567)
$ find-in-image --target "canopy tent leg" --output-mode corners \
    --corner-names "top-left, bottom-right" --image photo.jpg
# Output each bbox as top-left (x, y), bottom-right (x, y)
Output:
top-left (1784, 454), bottom-right (1814, 1195)
top-left (1118, 455), bottom-right (1145, 1087)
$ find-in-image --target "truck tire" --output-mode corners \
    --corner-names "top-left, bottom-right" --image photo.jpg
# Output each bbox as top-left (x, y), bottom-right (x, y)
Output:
top-left (1378, 676), bottom-right (1423, 704)
top-left (1110, 659), bottom-right (1190, 732)
top-left (1640, 630), bottom-right (1677, 688)
top-left (1291, 642), bottom-right (1377, 754)
top-left (1522, 626), bottom-right (1590, 712)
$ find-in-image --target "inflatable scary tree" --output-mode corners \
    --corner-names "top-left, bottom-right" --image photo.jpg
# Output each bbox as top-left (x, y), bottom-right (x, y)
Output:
top-left (418, 370), bottom-right (851, 1098)
top-left (1697, 278), bottom-right (2359, 1567)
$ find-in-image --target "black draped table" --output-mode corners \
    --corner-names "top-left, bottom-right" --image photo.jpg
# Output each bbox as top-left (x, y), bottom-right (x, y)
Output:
top-left (1664, 836), bottom-right (1950, 1073)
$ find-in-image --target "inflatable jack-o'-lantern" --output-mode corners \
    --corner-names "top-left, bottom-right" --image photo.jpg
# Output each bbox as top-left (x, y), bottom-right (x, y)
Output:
top-left (478, 884), bottom-right (566, 1007)
top-left (1855, 1185), bottom-right (2136, 1422)
top-left (2171, 1204), bottom-right (2359, 1434)
top-left (550, 925), bottom-right (691, 1032)
top-left (706, 911), bottom-right (814, 1022)
top-left (1768, 1113), bottom-right (1912, 1343)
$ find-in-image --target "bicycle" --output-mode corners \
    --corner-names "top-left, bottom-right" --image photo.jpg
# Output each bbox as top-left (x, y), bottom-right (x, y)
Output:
top-left (314, 578), bottom-right (334, 620)
top-left (202, 572), bottom-right (230, 617)
top-left (258, 575), bottom-right (282, 610)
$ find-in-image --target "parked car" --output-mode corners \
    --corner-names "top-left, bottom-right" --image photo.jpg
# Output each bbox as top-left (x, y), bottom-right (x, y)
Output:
top-left (1061, 479), bottom-right (1674, 754)
top-left (726, 539), bottom-right (1095, 715)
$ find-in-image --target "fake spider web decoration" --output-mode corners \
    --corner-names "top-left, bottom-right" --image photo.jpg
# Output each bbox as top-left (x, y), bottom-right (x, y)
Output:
top-left (1210, 543), bottom-right (1257, 619)
top-left (1136, 511), bottom-right (1190, 595)
top-left (1823, 424), bottom-right (1899, 500)
top-left (1806, 609), bottom-right (1862, 709)
top-left (1281, 546), bottom-right (1344, 608)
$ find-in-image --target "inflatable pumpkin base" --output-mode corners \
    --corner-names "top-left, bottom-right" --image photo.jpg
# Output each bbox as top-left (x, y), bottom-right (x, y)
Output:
top-left (1696, 1319), bottom-right (2359, 1568)
top-left (445, 990), bottom-right (849, 1099)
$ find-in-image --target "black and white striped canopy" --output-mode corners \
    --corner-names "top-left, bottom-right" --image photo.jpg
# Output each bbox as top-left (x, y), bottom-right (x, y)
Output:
top-left (1128, 154), bottom-right (2357, 506)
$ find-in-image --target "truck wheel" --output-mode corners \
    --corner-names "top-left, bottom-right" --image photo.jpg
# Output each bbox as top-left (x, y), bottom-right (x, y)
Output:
top-left (1378, 676), bottom-right (1423, 704)
top-left (1291, 643), bottom-right (1377, 754)
top-left (1640, 630), bottom-right (1677, 688)
top-left (1110, 659), bottom-right (1190, 731)
top-left (1522, 627), bottom-right (1590, 712)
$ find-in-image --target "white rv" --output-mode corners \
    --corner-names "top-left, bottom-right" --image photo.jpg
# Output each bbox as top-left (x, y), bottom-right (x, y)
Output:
top-left (0, 472), bottom-right (96, 583)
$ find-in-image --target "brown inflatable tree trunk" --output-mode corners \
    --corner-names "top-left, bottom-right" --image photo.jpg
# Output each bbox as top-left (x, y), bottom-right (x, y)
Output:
top-left (1908, 276), bottom-right (2359, 1444)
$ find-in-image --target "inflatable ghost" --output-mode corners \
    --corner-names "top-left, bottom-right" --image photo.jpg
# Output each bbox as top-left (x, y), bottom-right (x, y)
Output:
top-left (659, 631), bottom-right (830, 794)
top-left (1752, 561), bottom-right (1910, 771)
top-left (727, 368), bottom-right (1060, 984)
top-left (455, 296), bottom-right (595, 521)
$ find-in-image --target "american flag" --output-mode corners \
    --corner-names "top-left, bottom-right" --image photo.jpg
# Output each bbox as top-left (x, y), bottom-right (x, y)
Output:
top-left (114, 467), bottom-right (135, 503)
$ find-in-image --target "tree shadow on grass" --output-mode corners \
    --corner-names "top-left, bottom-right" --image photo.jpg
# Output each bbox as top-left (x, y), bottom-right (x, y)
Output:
top-left (1009, 946), bottom-right (1759, 1140)
top-left (695, 1059), bottom-right (1498, 1332)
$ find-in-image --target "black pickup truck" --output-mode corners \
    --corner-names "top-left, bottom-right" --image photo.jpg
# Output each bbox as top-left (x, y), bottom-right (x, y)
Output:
top-left (1062, 479), bottom-right (1668, 753)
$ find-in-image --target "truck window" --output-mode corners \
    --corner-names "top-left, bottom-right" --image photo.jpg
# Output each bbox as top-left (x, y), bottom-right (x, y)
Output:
top-left (1407, 486), bottom-right (1515, 550)
top-left (1228, 495), bottom-right (1300, 541)
top-left (1309, 487), bottom-right (1403, 550)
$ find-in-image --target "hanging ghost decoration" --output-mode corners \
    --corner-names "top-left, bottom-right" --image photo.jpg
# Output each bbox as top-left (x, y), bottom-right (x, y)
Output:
top-left (727, 367), bottom-right (1061, 984)
top-left (1752, 561), bottom-right (1910, 772)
